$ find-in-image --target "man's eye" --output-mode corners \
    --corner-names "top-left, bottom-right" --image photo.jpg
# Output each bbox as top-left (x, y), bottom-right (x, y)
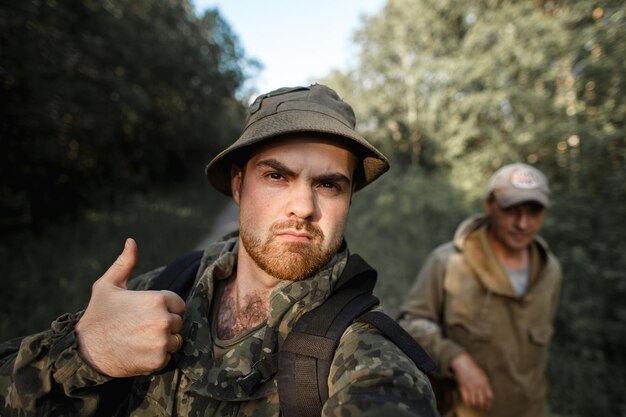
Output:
top-left (267, 172), bottom-right (284, 180)
top-left (320, 182), bottom-right (339, 190)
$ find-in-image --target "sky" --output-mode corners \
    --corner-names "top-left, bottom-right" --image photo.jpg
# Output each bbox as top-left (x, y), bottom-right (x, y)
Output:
top-left (192, 0), bottom-right (386, 95)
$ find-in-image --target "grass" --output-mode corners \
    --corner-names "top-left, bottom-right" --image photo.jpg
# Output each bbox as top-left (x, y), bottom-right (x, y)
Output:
top-left (0, 177), bottom-right (230, 341)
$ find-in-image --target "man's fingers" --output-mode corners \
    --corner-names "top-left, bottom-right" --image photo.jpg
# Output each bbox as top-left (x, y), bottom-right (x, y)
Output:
top-left (459, 388), bottom-right (471, 407)
top-left (169, 313), bottom-right (184, 334)
top-left (161, 290), bottom-right (186, 315)
top-left (167, 334), bottom-right (184, 353)
top-left (467, 387), bottom-right (493, 411)
top-left (100, 238), bottom-right (138, 288)
top-left (173, 333), bottom-right (183, 351)
top-left (475, 391), bottom-right (486, 410)
top-left (460, 386), bottom-right (486, 409)
top-left (484, 386), bottom-right (494, 409)
top-left (465, 391), bottom-right (474, 407)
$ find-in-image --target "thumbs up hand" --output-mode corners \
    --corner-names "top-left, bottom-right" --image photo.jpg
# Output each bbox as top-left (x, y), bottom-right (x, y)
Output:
top-left (75, 239), bottom-right (186, 378)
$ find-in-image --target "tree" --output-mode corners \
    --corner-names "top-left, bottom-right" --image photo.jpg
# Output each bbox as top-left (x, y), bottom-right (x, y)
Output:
top-left (328, 0), bottom-right (626, 415)
top-left (0, 0), bottom-right (249, 229)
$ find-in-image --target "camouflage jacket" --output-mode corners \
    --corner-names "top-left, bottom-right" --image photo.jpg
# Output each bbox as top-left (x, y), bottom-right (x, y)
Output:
top-left (1, 234), bottom-right (437, 417)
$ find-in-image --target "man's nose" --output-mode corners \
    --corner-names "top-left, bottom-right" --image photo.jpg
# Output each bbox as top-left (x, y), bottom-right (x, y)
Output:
top-left (516, 211), bottom-right (529, 229)
top-left (286, 183), bottom-right (316, 219)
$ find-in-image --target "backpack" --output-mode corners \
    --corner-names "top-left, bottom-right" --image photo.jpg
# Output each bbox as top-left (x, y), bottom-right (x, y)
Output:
top-left (149, 249), bottom-right (436, 417)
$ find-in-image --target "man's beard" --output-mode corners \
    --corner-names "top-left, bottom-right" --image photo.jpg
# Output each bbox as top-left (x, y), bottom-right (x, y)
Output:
top-left (240, 219), bottom-right (342, 282)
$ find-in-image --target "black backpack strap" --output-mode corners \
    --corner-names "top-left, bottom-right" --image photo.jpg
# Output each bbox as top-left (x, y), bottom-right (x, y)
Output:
top-left (356, 311), bottom-right (436, 374)
top-left (150, 249), bottom-right (204, 296)
top-left (276, 254), bottom-right (380, 417)
top-left (332, 253), bottom-right (377, 292)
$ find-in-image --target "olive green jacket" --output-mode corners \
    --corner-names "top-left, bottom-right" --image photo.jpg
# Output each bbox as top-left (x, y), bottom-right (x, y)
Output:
top-left (399, 215), bottom-right (562, 417)
top-left (1, 234), bottom-right (437, 417)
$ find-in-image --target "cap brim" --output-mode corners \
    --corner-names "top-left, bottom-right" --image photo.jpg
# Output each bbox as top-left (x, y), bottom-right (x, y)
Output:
top-left (495, 189), bottom-right (550, 208)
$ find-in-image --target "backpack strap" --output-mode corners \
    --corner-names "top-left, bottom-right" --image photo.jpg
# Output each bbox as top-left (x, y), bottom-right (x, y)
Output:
top-left (356, 311), bottom-right (436, 373)
top-left (276, 254), bottom-right (437, 417)
top-left (276, 254), bottom-right (381, 417)
top-left (150, 249), bottom-right (204, 296)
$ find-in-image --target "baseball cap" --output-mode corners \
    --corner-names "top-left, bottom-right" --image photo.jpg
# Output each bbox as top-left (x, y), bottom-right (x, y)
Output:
top-left (206, 84), bottom-right (389, 196)
top-left (487, 163), bottom-right (551, 208)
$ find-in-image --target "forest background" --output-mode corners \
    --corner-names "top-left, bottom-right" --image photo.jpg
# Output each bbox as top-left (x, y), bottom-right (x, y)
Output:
top-left (1, 1), bottom-right (624, 416)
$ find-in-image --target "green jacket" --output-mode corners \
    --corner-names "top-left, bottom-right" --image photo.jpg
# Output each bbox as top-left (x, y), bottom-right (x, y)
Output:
top-left (1, 235), bottom-right (437, 417)
top-left (399, 215), bottom-right (562, 417)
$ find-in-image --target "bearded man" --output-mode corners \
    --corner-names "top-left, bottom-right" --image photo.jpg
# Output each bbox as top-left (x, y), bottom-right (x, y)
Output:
top-left (0, 84), bottom-right (438, 417)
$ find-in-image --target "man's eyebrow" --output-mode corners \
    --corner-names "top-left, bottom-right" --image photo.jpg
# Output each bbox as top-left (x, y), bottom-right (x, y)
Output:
top-left (315, 172), bottom-right (352, 186)
top-left (256, 159), bottom-right (296, 177)
top-left (256, 158), bottom-right (352, 185)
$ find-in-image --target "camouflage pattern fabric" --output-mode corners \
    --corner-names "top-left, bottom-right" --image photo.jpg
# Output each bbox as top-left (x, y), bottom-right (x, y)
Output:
top-left (1, 234), bottom-right (437, 416)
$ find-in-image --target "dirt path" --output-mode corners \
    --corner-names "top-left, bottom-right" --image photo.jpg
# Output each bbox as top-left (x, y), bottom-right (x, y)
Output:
top-left (195, 200), bottom-right (239, 249)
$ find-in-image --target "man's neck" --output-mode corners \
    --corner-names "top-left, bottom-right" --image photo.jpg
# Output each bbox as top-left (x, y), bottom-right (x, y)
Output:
top-left (216, 274), bottom-right (272, 340)
top-left (215, 244), bottom-right (281, 340)
top-left (487, 231), bottom-right (529, 270)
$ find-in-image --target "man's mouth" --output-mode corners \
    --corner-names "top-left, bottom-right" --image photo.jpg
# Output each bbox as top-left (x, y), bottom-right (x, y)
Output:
top-left (275, 230), bottom-right (313, 242)
top-left (270, 219), bottom-right (324, 242)
top-left (510, 232), bottom-right (530, 241)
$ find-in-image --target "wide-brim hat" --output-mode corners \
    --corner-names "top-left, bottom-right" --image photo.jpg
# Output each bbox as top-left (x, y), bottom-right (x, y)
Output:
top-left (488, 163), bottom-right (551, 208)
top-left (206, 84), bottom-right (389, 196)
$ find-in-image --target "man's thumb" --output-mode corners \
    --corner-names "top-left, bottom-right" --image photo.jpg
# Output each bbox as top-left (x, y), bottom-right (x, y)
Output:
top-left (100, 238), bottom-right (138, 288)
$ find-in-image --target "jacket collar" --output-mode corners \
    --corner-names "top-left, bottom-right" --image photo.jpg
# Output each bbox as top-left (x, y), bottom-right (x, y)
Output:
top-left (453, 215), bottom-right (548, 297)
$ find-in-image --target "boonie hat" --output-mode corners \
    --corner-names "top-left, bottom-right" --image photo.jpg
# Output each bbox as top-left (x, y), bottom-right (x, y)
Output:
top-left (206, 84), bottom-right (389, 195)
top-left (487, 163), bottom-right (550, 208)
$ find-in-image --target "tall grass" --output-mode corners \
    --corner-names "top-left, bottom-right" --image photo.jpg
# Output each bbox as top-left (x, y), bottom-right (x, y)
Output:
top-left (0, 178), bottom-right (230, 341)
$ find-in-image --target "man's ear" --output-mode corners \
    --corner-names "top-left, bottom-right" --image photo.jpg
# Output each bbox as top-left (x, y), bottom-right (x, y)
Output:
top-left (485, 196), bottom-right (494, 216)
top-left (231, 164), bottom-right (243, 205)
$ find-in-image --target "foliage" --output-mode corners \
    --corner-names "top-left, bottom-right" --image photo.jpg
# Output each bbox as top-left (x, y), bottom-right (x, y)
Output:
top-left (0, 179), bottom-right (230, 342)
top-left (347, 167), bottom-right (471, 312)
top-left (0, 0), bottom-right (249, 230)
top-left (334, 0), bottom-right (626, 415)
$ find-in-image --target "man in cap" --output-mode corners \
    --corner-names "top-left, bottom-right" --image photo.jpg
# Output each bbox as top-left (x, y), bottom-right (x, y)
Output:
top-left (399, 163), bottom-right (562, 417)
top-left (0, 84), bottom-right (437, 416)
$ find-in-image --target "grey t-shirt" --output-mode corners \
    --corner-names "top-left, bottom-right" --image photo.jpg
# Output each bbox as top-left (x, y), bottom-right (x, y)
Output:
top-left (505, 265), bottom-right (529, 297)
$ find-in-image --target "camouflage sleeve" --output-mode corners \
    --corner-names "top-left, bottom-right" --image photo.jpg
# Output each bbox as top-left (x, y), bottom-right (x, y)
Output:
top-left (397, 247), bottom-right (465, 378)
top-left (0, 269), bottom-right (162, 416)
top-left (0, 312), bottom-right (112, 416)
top-left (324, 320), bottom-right (439, 417)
